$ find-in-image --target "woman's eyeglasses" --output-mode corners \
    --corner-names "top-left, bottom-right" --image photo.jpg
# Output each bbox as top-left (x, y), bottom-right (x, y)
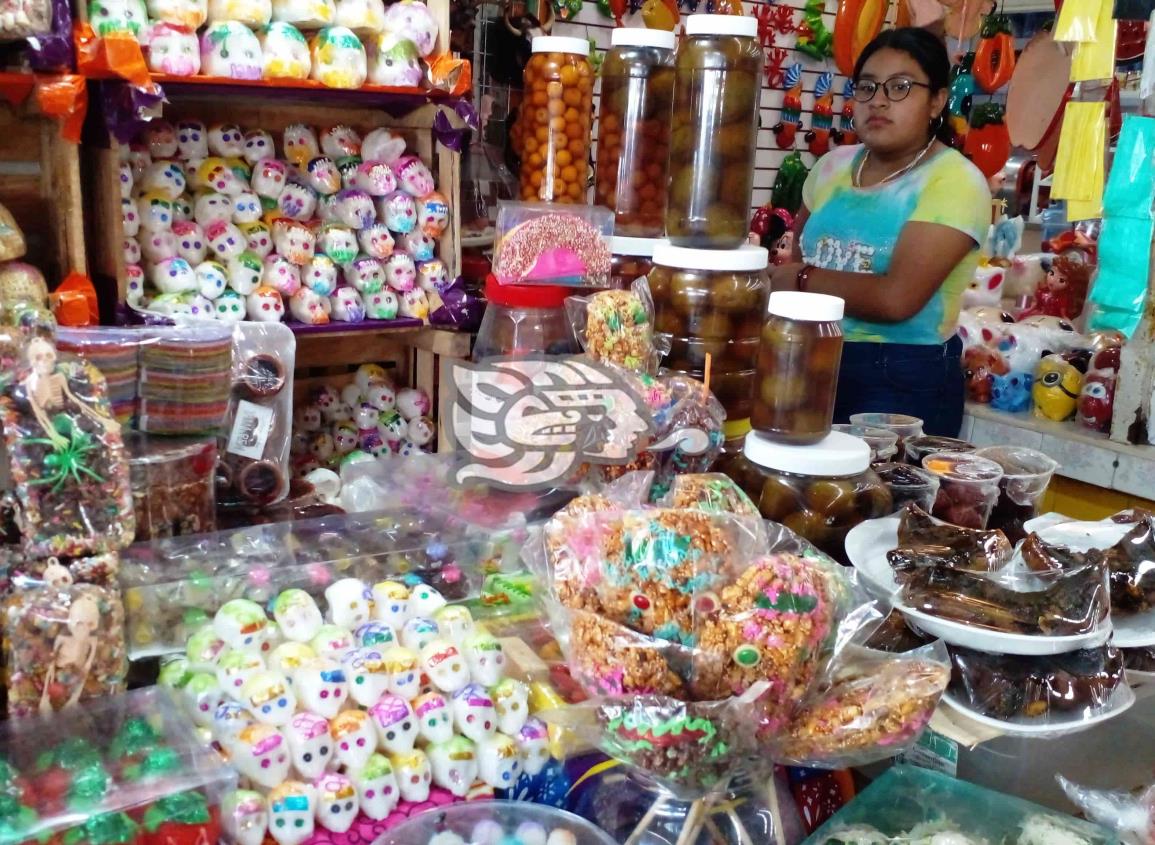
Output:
top-left (852, 78), bottom-right (932, 102)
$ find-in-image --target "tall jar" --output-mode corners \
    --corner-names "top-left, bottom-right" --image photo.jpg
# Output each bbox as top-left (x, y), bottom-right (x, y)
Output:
top-left (519, 36), bottom-right (594, 204)
top-left (474, 275), bottom-right (581, 361)
top-left (609, 236), bottom-right (660, 289)
top-left (649, 241), bottom-right (768, 437)
top-left (666, 14), bottom-right (762, 248)
top-left (594, 28), bottom-right (676, 237)
top-left (751, 291), bottom-right (845, 445)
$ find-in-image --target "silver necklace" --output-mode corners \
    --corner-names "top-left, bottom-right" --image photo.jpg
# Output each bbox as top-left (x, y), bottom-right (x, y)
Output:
top-left (855, 136), bottom-right (937, 187)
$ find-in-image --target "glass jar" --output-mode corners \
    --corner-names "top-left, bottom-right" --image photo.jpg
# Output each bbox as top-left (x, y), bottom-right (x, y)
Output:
top-left (903, 434), bottom-right (974, 466)
top-left (974, 445), bottom-right (1059, 543)
top-left (666, 14), bottom-right (762, 248)
top-left (751, 291), bottom-right (845, 445)
top-left (722, 430), bottom-right (892, 563)
top-left (609, 236), bottom-right (659, 289)
top-left (519, 36), bottom-right (594, 204)
top-left (922, 452), bottom-right (1004, 530)
top-left (649, 241), bottom-right (768, 435)
top-left (474, 275), bottom-right (581, 361)
top-left (594, 28), bottom-right (676, 237)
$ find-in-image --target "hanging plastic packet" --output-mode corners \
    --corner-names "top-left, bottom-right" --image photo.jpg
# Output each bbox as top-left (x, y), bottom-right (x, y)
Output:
top-left (1070, 0), bottom-right (1116, 81)
top-left (1054, 0), bottom-right (1103, 42)
top-left (1051, 101), bottom-right (1106, 221)
top-left (566, 277), bottom-right (661, 374)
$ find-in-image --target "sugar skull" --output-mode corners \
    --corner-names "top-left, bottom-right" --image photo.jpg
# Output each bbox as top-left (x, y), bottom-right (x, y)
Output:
top-left (310, 624), bottom-right (355, 657)
top-left (149, 0), bottom-right (207, 30)
top-left (232, 191), bottom-right (263, 224)
top-left (278, 182), bottom-right (318, 221)
top-left (330, 710), bottom-right (377, 771)
top-left (407, 416), bottom-right (434, 446)
top-left (252, 159), bottom-right (288, 199)
top-left (334, 189), bottom-right (376, 229)
top-left (272, 219), bottom-right (316, 265)
top-left (122, 199), bottom-right (142, 240)
top-left (380, 251), bottom-right (416, 293)
top-left (463, 631), bottom-right (504, 687)
top-left (148, 23), bottom-right (201, 75)
top-left (126, 144), bottom-right (152, 180)
top-left (361, 128), bottom-right (406, 164)
top-left (369, 693), bottom-right (417, 754)
top-left (124, 236), bottom-right (142, 265)
top-left (196, 157), bottom-right (245, 195)
top-left (421, 639), bottom-right (469, 693)
top-left (223, 790), bottom-right (268, 845)
top-left (355, 402), bottom-right (380, 436)
top-left (320, 124), bottom-right (362, 158)
top-left (367, 32), bottom-right (422, 87)
top-left (125, 265), bottom-right (146, 306)
top-left (364, 289), bottom-right (398, 320)
top-left (269, 641), bottom-right (317, 680)
top-left (227, 250), bottom-right (264, 295)
top-left (357, 224), bottom-right (395, 260)
top-left (339, 647), bottom-right (386, 706)
top-left (311, 772), bottom-right (358, 834)
top-left (201, 23), bottom-right (264, 79)
top-left (141, 161), bottom-right (188, 202)
top-left (141, 229), bottom-right (178, 264)
top-left (477, 733), bottom-right (520, 788)
top-left (168, 221), bottom-right (205, 265)
top-left (319, 225), bottom-right (358, 264)
top-left (305, 254), bottom-right (339, 295)
top-left (409, 692), bottom-right (451, 745)
top-left (379, 190), bottom-right (416, 233)
top-left (215, 649), bottom-right (266, 698)
top-left (293, 658), bottom-right (348, 719)
top-left (309, 26), bottom-right (367, 88)
top-left (347, 256), bottom-right (386, 294)
top-left (137, 192), bottom-right (174, 232)
top-left (141, 120), bottom-right (177, 158)
top-left (191, 260), bottom-right (228, 301)
top-left (492, 678), bottom-right (529, 735)
top-left (335, 0), bottom-right (384, 34)
top-left (349, 161), bottom-right (396, 197)
top-left (399, 230), bottom-right (436, 263)
top-left (260, 21), bottom-right (311, 78)
top-left (376, 410), bottom-right (407, 448)
top-left (330, 286), bottom-right (365, 322)
top-left (399, 288), bottom-right (429, 320)
top-left (193, 191), bottom-right (232, 227)
top-left (236, 130), bottom-right (274, 167)
top-left (355, 362), bottom-right (387, 392)
top-left (187, 625), bottom-right (228, 672)
top-left (184, 673), bottom-right (228, 728)
top-left (267, 782), bottom-right (315, 845)
top-left (205, 218), bottom-right (247, 261)
top-left (391, 155), bottom-right (435, 197)
top-left (242, 671), bottom-right (297, 726)
top-left (317, 193), bottom-right (340, 223)
top-left (381, 645), bottom-right (420, 699)
top-left (283, 124), bottom-right (321, 167)
top-left (399, 586), bottom-right (441, 620)
top-left (214, 599), bottom-right (270, 651)
top-left (262, 254), bottom-right (301, 296)
top-left (354, 621), bottom-right (395, 648)
top-left (172, 195), bottom-right (193, 222)
top-left (289, 287), bottom-right (332, 325)
top-left (371, 580), bottom-right (408, 627)
top-left (427, 736), bottom-right (477, 798)
top-left (234, 724), bottom-right (291, 788)
top-left (452, 684), bottom-right (496, 743)
top-left (285, 712), bottom-right (332, 780)
top-left (517, 718), bottom-right (550, 776)
top-left (247, 285), bottom-right (286, 321)
top-left (119, 162), bottom-right (135, 199)
top-left (417, 192), bottom-right (449, 237)
top-left (228, 157), bottom-right (253, 183)
top-left (214, 289), bottom-right (246, 322)
top-left (350, 755), bottom-right (399, 820)
top-left (325, 578), bottom-right (375, 629)
top-left (305, 157), bottom-right (343, 195)
top-left (174, 123), bottom-right (210, 163)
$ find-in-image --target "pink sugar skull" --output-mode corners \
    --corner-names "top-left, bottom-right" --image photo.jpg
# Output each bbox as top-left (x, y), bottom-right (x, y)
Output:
top-left (335, 189), bottom-right (376, 229)
top-left (286, 712), bottom-right (333, 780)
top-left (247, 284), bottom-right (285, 321)
top-left (305, 254), bottom-right (339, 295)
top-left (123, 236), bottom-right (141, 265)
top-left (194, 191), bottom-right (233, 226)
top-left (351, 160), bottom-right (396, 196)
top-left (369, 693), bottom-right (417, 754)
top-left (209, 123), bottom-right (245, 158)
top-left (278, 182), bottom-right (317, 221)
top-left (318, 225), bottom-right (358, 264)
top-left (176, 119), bottom-right (208, 159)
top-left (141, 160), bottom-right (188, 199)
top-left (142, 229), bottom-right (178, 263)
top-left (417, 191), bottom-right (450, 237)
top-left (381, 0), bottom-right (437, 55)
top-left (361, 129), bottom-right (406, 164)
top-left (399, 288), bottom-right (429, 320)
top-left (228, 251), bottom-right (264, 294)
top-left (346, 256), bottom-right (386, 294)
top-left (122, 197), bottom-right (140, 237)
top-left (321, 124), bottom-right (362, 158)
top-left (330, 286), bottom-right (365, 322)
top-left (200, 23), bottom-right (263, 79)
top-left (240, 220), bottom-right (273, 256)
top-left (416, 258), bottom-right (448, 294)
top-left (147, 23), bottom-right (201, 76)
top-left (382, 251), bottom-right (416, 292)
top-left (242, 129), bottom-right (275, 165)
top-left (379, 190), bottom-right (416, 233)
top-left (264, 254), bottom-right (303, 295)
top-left (283, 124), bottom-right (320, 167)
top-left (125, 264), bottom-right (146, 305)
top-left (399, 230), bottom-right (436, 262)
top-left (273, 218), bottom-right (317, 264)
top-left (172, 220), bottom-right (207, 264)
top-left (233, 191), bottom-right (263, 224)
top-left (365, 289), bottom-right (398, 320)
top-left (391, 155), bottom-right (435, 197)
top-left (358, 224), bottom-right (395, 259)
top-left (305, 157), bottom-right (342, 195)
top-left (253, 158), bottom-right (289, 199)
top-left (149, 256), bottom-right (197, 294)
top-left (206, 218), bottom-right (246, 260)
top-left (137, 192), bottom-right (174, 232)
top-left (143, 120), bottom-right (178, 159)
top-left (195, 259), bottom-right (228, 299)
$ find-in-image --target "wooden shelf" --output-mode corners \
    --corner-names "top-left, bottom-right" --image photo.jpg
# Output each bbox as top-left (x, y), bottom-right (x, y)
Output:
top-left (149, 74), bottom-right (468, 104)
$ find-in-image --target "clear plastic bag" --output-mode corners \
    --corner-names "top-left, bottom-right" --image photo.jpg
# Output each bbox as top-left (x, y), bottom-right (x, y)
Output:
top-left (491, 202), bottom-right (614, 287)
top-left (658, 472), bottom-right (759, 517)
top-left (873, 463), bottom-right (940, 516)
top-left (566, 277), bottom-right (659, 373)
top-left (887, 503), bottom-right (1015, 577)
top-left (126, 433), bottom-right (217, 541)
top-left (1057, 774), bottom-right (1155, 845)
top-left (137, 323), bottom-right (234, 436)
top-left (922, 451), bottom-right (1005, 530)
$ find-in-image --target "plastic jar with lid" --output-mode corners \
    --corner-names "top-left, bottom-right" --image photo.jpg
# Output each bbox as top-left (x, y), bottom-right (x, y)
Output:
top-left (666, 14), bottom-right (762, 248)
top-left (648, 240), bottom-right (768, 434)
top-left (722, 430), bottom-right (893, 563)
top-left (751, 291), bottom-right (845, 445)
top-left (594, 28), bottom-right (676, 237)
top-left (609, 236), bottom-right (659, 289)
top-left (474, 275), bottom-right (581, 361)
top-left (519, 36), bottom-right (594, 204)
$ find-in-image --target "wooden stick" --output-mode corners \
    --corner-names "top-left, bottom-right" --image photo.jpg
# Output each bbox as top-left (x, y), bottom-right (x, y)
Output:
top-left (624, 796), bottom-right (667, 845)
top-left (702, 352), bottom-right (712, 403)
top-left (676, 798), bottom-right (710, 845)
top-left (766, 775), bottom-right (786, 845)
top-left (727, 808), bottom-right (756, 845)
top-left (703, 814), bottom-right (730, 845)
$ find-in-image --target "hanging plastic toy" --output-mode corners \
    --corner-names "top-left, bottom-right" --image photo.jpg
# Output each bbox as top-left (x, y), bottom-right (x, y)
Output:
top-left (795, 0), bottom-right (833, 61)
top-left (773, 62), bottom-right (804, 149)
top-left (947, 54), bottom-right (977, 148)
top-left (833, 78), bottom-right (857, 145)
top-left (771, 151), bottom-right (810, 215)
top-left (806, 71), bottom-right (835, 156)
top-left (764, 46), bottom-right (788, 87)
top-left (964, 102), bottom-right (1011, 179)
top-left (833, 0), bottom-right (887, 76)
top-left (641, 0), bottom-right (679, 27)
top-left (551, 0), bottom-right (583, 21)
top-left (973, 13), bottom-right (1016, 93)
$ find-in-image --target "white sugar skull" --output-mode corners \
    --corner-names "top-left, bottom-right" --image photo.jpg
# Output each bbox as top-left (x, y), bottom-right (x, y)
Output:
top-left (141, 229), bottom-right (178, 264)
top-left (396, 386), bottom-right (431, 419)
top-left (412, 691), bottom-right (453, 743)
top-left (290, 287), bottom-right (331, 325)
top-left (351, 161), bottom-right (396, 196)
top-left (215, 289), bottom-right (246, 322)
top-left (201, 23), bottom-right (264, 79)
top-left (267, 782), bottom-right (315, 845)
top-left (283, 124), bottom-right (320, 167)
top-left (355, 225), bottom-right (393, 260)
top-left (341, 647), bottom-right (388, 706)
top-left (331, 710), bottom-right (377, 771)
top-left (354, 621), bottom-right (395, 648)
top-left (261, 21), bottom-right (311, 78)
top-left (214, 599), bottom-right (270, 651)
top-left (355, 363), bottom-right (388, 392)
top-left (317, 194), bottom-right (340, 223)
top-left (293, 658), bottom-right (349, 719)
top-left (417, 192), bottom-right (450, 237)
top-left (400, 288), bottom-right (429, 320)
top-left (421, 639), bottom-right (469, 693)
top-left (194, 191), bottom-right (232, 226)
top-left (416, 260), bottom-right (449, 296)
top-left (278, 182), bottom-right (317, 221)
top-left (313, 772), bottom-right (358, 834)
top-left (383, 251), bottom-right (416, 292)
top-left (228, 251), bottom-right (264, 295)
top-left (239, 129), bottom-right (274, 166)
top-left (319, 225), bottom-right (358, 264)
top-left (312, 384), bottom-right (340, 418)
top-left (148, 22), bottom-right (201, 75)
top-left (334, 189), bottom-right (376, 229)
top-left (223, 790), bottom-right (268, 845)
top-left (296, 404), bottom-right (322, 432)
top-left (452, 683), bottom-right (497, 743)
top-left (381, 645), bottom-right (421, 699)
top-left (362, 128), bottom-right (406, 164)
top-left (176, 119), bottom-right (208, 159)
top-left (371, 581), bottom-right (409, 627)
top-left (354, 402), bottom-right (378, 432)
top-left (330, 286), bottom-right (365, 322)
top-left (382, 0), bottom-right (436, 55)
top-left (264, 254), bottom-right (302, 296)
top-left (187, 626), bottom-right (227, 672)
top-left (172, 220), bottom-right (207, 265)
top-left (141, 160), bottom-right (188, 199)
top-left (310, 431), bottom-right (334, 465)
top-left (347, 256), bottom-right (386, 294)
top-left (184, 673), bottom-right (228, 728)
top-left (463, 631), bottom-right (504, 687)
top-left (392, 155), bottom-right (435, 197)
top-left (207, 0), bottom-right (271, 26)
top-left (275, 220), bottom-right (318, 266)
top-left (305, 254), bottom-right (339, 295)
top-left (239, 221), bottom-right (273, 256)
top-left (517, 718), bottom-right (550, 776)
top-left (247, 285), bottom-right (286, 321)
top-left (325, 578), bottom-right (374, 629)
top-left (193, 157), bottom-right (241, 196)
top-left (286, 711), bottom-right (332, 779)
top-left (335, 0), bottom-right (384, 34)
top-left (369, 693), bottom-right (417, 754)
top-left (379, 190), bottom-right (416, 233)
top-left (397, 439), bottom-right (423, 457)
top-left (364, 288), bottom-right (398, 321)
top-left (390, 750), bottom-right (431, 803)
top-left (310, 27), bottom-right (367, 88)
top-left (428, 736), bottom-right (477, 798)
top-left (252, 159), bottom-right (288, 199)
top-left (406, 585), bottom-right (444, 619)
top-left (122, 197), bottom-right (139, 239)
top-left (272, 0), bottom-right (335, 28)
top-left (367, 32), bottom-right (422, 87)
top-left (493, 678), bottom-right (530, 736)
top-left (305, 157), bottom-right (342, 195)
top-left (206, 219), bottom-right (246, 260)
top-left (234, 724), bottom-right (291, 788)
top-left (407, 416), bottom-right (435, 447)
top-left (243, 671), bottom-right (297, 726)
top-left (377, 410), bottom-right (407, 448)
top-left (233, 191), bottom-right (263, 224)
top-left (126, 144), bottom-right (152, 181)
top-left (119, 161), bottom-right (134, 198)
top-left (400, 230), bottom-right (436, 263)
top-left (143, 121), bottom-right (177, 158)
top-left (123, 236), bottom-right (142, 265)
top-left (125, 265), bottom-right (146, 305)
top-left (310, 624), bottom-right (355, 657)
top-left (271, 590), bottom-right (323, 645)
top-left (270, 642), bottom-right (317, 680)
top-left (172, 196), bottom-right (193, 222)
top-left (477, 733), bottom-right (521, 789)
top-left (215, 649), bottom-right (267, 698)
top-left (350, 755), bottom-right (398, 820)
top-left (320, 124), bottom-right (362, 158)
top-left (137, 192), bottom-right (174, 232)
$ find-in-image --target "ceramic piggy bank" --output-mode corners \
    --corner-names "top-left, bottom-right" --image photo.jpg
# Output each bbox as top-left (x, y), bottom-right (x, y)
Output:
top-left (382, 251), bottom-right (416, 292)
top-left (223, 790), bottom-right (267, 845)
top-left (252, 158), bottom-right (289, 199)
top-left (335, 0), bottom-right (384, 34)
top-left (273, 219), bottom-right (316, 264)
top-left (148, 0), bottom-right (206, 29)
top-left (201, 22), bottom-right (264, 79)
top-left (1032, 353), bottom-right (1083, 421)
top-left (362, 128), bottom-right (406, 164)
top-left (267, 782), bottom-right (315, 845)
top-left (228, 251), bottom-right (264, 295)
top-left (366, 33), bottom-right (423, 87)
top-left (233, 724), bottom-right (291, 789)
top-left (363, 288), bottom-right (398, 320)
top-left (124, 237), bottom-right (142, 265)
top-left (381, 0), bottom-right (437, 56)
top-left (305, 157), bottom-right (342, 196)
top-left (428, 736), bottom-right (477, 797)
top-left (325, 578), bottom-right (374, 629)
top-left (420, 639), bottom-right (469, 693)
top-left (492, 678), bottom-right (529, 735)
top-left (452, 683), bottom-right (496, 743)
top-left (329, 286), bottom-right (365, 322)
top-left (247, 285), bottom-right (286, 321)
top-left (305, 254), bottom-right (339, 295)
top-left (463, 631), bottom-right (504, 687)
top-left (215, 289), bottom-right (247, 322)
top-left (477, 733), bottom-right (521, 789)
top-left (351, 161), bottom-right (396, 196)
top-left (391, 155), bottom-right (435, 198)
top-left (369, 693), bottom-right (417, 754)
top-left (399, 616), bottom-right (439, 652)
top-left (417, 192), bottom-right (449, 237)
top-left (233, 191), bottom-right (263, 224)
top-left (242, 671), bottom-right (298, 727)
top-left (310, 27), bottom-right (366, 88)
top-left (379, 190), bottom-right (416, 234)
top-left (273, 0), bottom-right (335, 28)
top-left (350, 755), bottom-right (399, 820)
top-left (206, 219), bottom-right (247, 260)
top-left (283, 123), bottom-right (320, 166)
top-left (214, 599), bottom-right (270, 651)
top-left (961, 263), bottom-right (1007, 310)
top-left (148, 23), bottom-right (201, 75)
top-left (278, 183), bottom-right (317, 221)
top-left (137, 192), bottom-right (174, 232)
top-left (331, 710), bottom-right (377, 771)
top-left (264, 255), bottom-right (302, 296)
top-left (1079, 370), bottom-right (1116, 433)
top-left (260, 21), bottom-right (311, 78)
top-left (319, 225), bottom-right (358, 264)
top-left (389, 749), bottom-right (431, 803)
top-left (141, 229), bottom-right (178, 264)
top-left (347, 256), bottom-right (386, 294)
top-left (294, 659), bottom-right (348, 719)
top-left (290, 288), bottom-right (331, 324)
top-left (358, 224), bottom-right (395, 260)
top-left (517, 718), bottom-right (550, 776)
top-left (90, 0), bottom-right (148, 38)
top-left (285, 711), bottom-right (332, 779)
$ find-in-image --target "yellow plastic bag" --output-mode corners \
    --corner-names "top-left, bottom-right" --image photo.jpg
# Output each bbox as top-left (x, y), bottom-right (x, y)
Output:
top-left (1055, 0), bottom-right (1102, 42)
top-left (1052, 101), bottom-right (1106, 207)
top-left (1070, 6), bottom-right (1116, 80)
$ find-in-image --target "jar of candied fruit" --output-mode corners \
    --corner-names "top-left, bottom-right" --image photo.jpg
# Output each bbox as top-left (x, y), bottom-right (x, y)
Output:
top-left (666, 14), bottom-right (762, 248)
top-left (609, 236), bottom-right (659, 289)
top-left (519, 36), bottom-right (594, 204)
top-left (594, 28), bottom-right (676, 237)
top-left (751, 291), bottom-right (844, 445)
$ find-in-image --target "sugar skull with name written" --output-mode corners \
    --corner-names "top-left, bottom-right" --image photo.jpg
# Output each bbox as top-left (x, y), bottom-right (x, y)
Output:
top-left (201, 23), bottom-right (264, 79)
top-left (354, 621), bottom-right (395, 648)
top-left (417, 192), bottom-right (450, 237)
top-left (464, 631), bottom-right (505, 687)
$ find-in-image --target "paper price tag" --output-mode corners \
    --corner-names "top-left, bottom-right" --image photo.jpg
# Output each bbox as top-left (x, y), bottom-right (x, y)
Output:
top-left (226, 399), bottom-right (274, 459)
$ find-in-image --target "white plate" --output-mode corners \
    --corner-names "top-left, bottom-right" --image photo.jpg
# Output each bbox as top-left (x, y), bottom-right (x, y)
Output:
top-left (845, 516), bottom-right (901, 598)
top-left (942, 684), bottom-right (1135, 737)
top-left (902, 606), bottom-right (1112, 655)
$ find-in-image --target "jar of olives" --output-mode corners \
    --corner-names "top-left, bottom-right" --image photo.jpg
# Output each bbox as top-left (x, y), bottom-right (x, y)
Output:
top-left (609, 236), bottom-right (659, 289)
top-left (519, 36), bottom-right (594, 204)
top-left (473, 274), bottom-right (581, 361)
top-left (751, 291), bottom-right (845, 445)
top-left (649, 241), bottom-right (769, 434)
top-left (666, 15), bottom-right (762, 248)
top-left (594, 28), bottom-right (676, 237)
top-left (722, 430), bottom-right (893, 563)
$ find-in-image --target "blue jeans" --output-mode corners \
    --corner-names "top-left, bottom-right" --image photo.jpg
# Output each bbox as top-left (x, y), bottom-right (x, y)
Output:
top-left (833, 336), bottom-right (965, 437)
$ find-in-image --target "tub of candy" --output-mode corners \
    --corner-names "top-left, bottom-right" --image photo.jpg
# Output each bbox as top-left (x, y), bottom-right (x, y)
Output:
top-left (922, 452), bottom-right (1005, 530)
top-left (849, 412), bottom-right (924, 448)
top-left (832, 424), bottom-right (899, 463)
top-left (374, 799), bottom-right (617, 844)
top-left (903, 434), bottom-right (975, 467)
top-left (873, 462), bottom-right (940, 514)
top-left (974, 446), bottom-right (1059, 544)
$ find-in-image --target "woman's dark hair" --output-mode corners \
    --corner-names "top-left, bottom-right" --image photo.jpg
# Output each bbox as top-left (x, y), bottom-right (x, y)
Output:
top-left (853, 27), bottom-right (953, 144)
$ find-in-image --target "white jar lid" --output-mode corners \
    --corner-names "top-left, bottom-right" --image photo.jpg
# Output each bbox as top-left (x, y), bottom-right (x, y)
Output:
top-left (768, 291), bottom-right (845, 321)
top-left (685, 13), bottom-right (758, 38)
top-left (532, 35), bottom-right (591, 55)
top-left (653, 241), bottom-right (769, 271)
top-left (744, 430), bottom-right (870, 477)
top-left (611, 27), bottom-right (676, 50)
top-left (611, 236), bottom-right (661, 257)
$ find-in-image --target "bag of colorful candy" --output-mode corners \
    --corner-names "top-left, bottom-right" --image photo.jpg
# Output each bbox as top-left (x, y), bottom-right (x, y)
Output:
top-left (566, 278), bottom-right (665, 375)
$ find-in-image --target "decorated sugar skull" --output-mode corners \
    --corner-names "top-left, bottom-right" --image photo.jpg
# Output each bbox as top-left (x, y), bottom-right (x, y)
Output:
top-left (325, 578), bottom-right (374, 629)
top-left (293, 658), bottom-right (348, 719)
top-left (330, 286), bottom-right (365, 322)
top-left (214, 699), bottom-right (256, 752)
top-left (122, 199), bottom-right (143, 241)
top-left (142, 120), bottom-right (177, 158)
top-left (141, 161), bottom-right (189, 202)
top-left (150, 0), bottom-right (207, 29)
top-left (267, 782), bottom-right (315, 845)
top-left (415, 193), bottom-right (450, 239)
top-left (173, 195), bottom-right (194, 222)
top-left (349, 161), bottom-right (396, 197)
top-left (285, 711), bottom-right (332, 779)
top-left (125, 265), bottom-right (146, 306)
top-left (517, 718), bottom-right (550, 776)
top-left (387, 749), bottom-right (429, 803)
top-left (252, 159), bottom-right (288, 200)
top-left (353, 363), bottom-right (387, 392)
top-left (462, 631), bottom-right (504, 687)
top-left (406, 416), bottom-right (434, 447)
top-left (391, 155), bottom-right (435, 198)
top-left (365, 289), bottom-right (398, 320)
top-left (304, 254), bottom-right (339, 295)
top-left (398, 389), bottom-right (431, 424)
top-left (119, 161), bottom-right (134, 199)
top-left (319, 225), bottom-right (358, 264)
top-left (283, 124), bottom-right (320, 167)
top-left (312, 384), bottom-right (339, 418)
top-left (215, 649), bottom-right (266, 697)
top-left (367, 33), bottom-right (422, 87)
top-left (214, 289), bottom-right (246, 322)
top-left (354, 621), bottom-right (395, 648)
top-left (184, 673), bottom-right (228, 728)
top-left (173, 120), bottom-right (208, 161)
top-left (338, 647), bottom-right (386, 706)
top-left (312, 772), bottom-right (358, 834)
top-left (241, 129), bottom-right (275, 167)
top-left (400, 586), bottom-right (441, 621)
top-left (399, 230), bottom-right (436, 263)
top-left (200, 23), bottom-right (263, 78)
top-left (408, 692), bottom-right (450, 745)
top-left (347, 256), bottom-right (386, 294)
top-left (278, 182), bottom-right (317, 221)
top-left (399, 287), bottom-right (429, 320)
top-left (477, 733), bottom-right (521, 788)
top-left (380, 645), bottom-right (420, 699)
top-left (350, 755), bottom-right (398, 820)
top-left (333, 189), bottom-right (375, 229)
top-left (205, 218), bottom-right (246, 261)
top-left (381, 251), bottom-right (416, 293)
top-left (137, 192), bottom-right (174, 232)
top-left (362, 127), bottom-right (406, 164)
top-left (379, 190), bottom-right (416, 233)
top-left (317, 194), bottom-right (340, 223)
top-left (227, 251), bottom-right (264, 295)
top-left (236, 222), bottom-right (270, 258)
top-left (270, 641), bottom-right (317, 680)
top-left (309, 26), bottom-right (366, 88)
top-left (247, 285), bottom-right (285, 321)
top-left (355, 224), bottom-right (394, 260)
top-left (310, 624), bottom-right (355, 658)
top-left (205, 123), bottom-right (243, 159)
top-left (191, 259), bottom-right (228, 300)
top-left (168, 221), bottom-right (205, 265)
top-left (329, 710), bottom-right (377, 771)
top-left (232, 191), bottom-right (263, 224)
top-left (124, 237), bottom-right (142, 265)
top-left (371, 580), bottom-right (408, 627)
top-left (296, 404), bottom-right (323, 432)
top-left (420, 639), bottom-right (469, 693)
top-left (271, 219), bottom-right (316, 265)
top-left (369, 693), bottom-right (417, 754)
top-left (148, 23), bottom-right (201, 75)
top-left (427, 737), bottom-right (477, 798)
top-left (192, 192), bottom-right (231, 227)
top-left (305, 157), bottom-right (343, 195)
top-left (382, 0), bottom-right (436, 54)
top-left (290, 287), bottom-right (331, 325)
top-left (223, 790), bottom-right (267, 845)
top-left (214, 599), bottom-right (270, 651)
top-left (187, 625), bottom-right (228, 672)
top-left (243, 671), bottom-right (298, 726)
top-left (492, 678), bottom-right (529, 736)
top-left (262, 255), bottom-right (301, 296)
top-left (197, 157), bottom-right (245, 196)
top-left (355, 402), bottom-right (380, 436)
top-left (377, 410), bottom-right (407, 448)
top-left (335, 0), bottom-right (384, 34)
top-left (234, 724), bottom-right (291, 788)
top-left (318, 124), bottom-right (362, 158)
top-left (261, 21), bottom-right (311, 78)
top-left (141, 229), bottom-right (178, 264)
top-left (416, 259), bottom-right (449, 295)
top-left (452, 684), bottom-right (496, 743)
top-left (126, 144), bottom-right (152, 181)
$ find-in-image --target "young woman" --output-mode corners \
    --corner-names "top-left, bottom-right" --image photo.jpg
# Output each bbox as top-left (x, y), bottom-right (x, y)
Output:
top-left (770, 27), bottom-right (990, 436)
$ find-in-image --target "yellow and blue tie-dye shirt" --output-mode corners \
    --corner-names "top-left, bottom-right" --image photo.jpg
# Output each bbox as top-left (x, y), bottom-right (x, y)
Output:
top-left (800, 145), bottom-right (991, 345)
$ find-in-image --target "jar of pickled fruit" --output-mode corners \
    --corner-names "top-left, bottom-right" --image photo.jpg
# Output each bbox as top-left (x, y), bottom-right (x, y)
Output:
top-left (666, 15), bottom-right (762, 248)
top-left (751, 291), bottom-right (844, 445)
top-left (474, 275), bottom-right (581, 361)
top-left (609, 236), bottom-right (659, 289)
top-left (648, 241), bottom-right (768, 436)
top-left (722, 430), bottom-right (893, 563)
top-left (519, 36), bottom-right (594, 204)
top-left (594, 28), bottom-right (676, 237)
